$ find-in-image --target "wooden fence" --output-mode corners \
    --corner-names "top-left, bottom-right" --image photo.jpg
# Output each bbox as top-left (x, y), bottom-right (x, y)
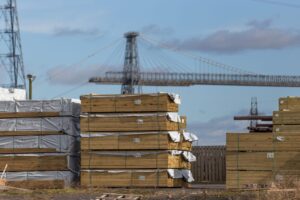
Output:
top-left (191, 146), bottom-right (226, 184)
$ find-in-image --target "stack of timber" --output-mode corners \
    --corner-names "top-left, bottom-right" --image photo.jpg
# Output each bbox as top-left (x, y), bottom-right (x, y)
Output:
top-left (80, 93), bottom-right (197, 188)
top-left (226, 96), bottom-right (300, 189)
top-left (0, 99), bottom-right (80, 189)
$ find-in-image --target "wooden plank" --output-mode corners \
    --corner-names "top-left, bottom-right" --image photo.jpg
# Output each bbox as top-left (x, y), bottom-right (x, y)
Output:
top-left (80, 93), bottom-right (179, 113)
top-left (80, 115), bottom-right (186, 132)
top-left (273, 111), bottom-right (300, 125)
top-left (0, 148), bottom-right (58, 154)
top-left (227, 151), bottom-right (300, 171)
top-left (80, 170), bottom-right (183, 188)
top-left (81, 133), bottom-right (192, 151)
top-left (226, 170), bottom-right (300, 189)
top-left (0, 112), bottom-right (60, 119)
top-left (6, 180), bottom-right (65, 189)
top-left (0, 131), bottom-right (64, 136)
top-left (0, 155), bottom-right (69, 171)
top-left (227, 132), bottom-right (300, 151)
top-left (81, 151), bottom-right (190, 169)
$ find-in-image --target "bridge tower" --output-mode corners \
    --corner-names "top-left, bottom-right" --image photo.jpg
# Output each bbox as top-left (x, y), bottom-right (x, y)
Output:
top-left (121, 32), bottom-right (141, 94)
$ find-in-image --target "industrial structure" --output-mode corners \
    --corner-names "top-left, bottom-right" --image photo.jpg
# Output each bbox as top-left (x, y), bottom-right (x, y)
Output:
top-left (0, 0), bottom-right (26, 89)
top-left (90, 32), bottom-right (300, 93)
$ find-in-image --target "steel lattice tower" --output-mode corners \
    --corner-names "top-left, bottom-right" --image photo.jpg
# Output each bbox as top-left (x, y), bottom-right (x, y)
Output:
top-left (121, 32), bottom-right (141, 94)
top-left (0, 0), bottom-right (25, 89)
top-left (249, 97), bottom-right (258, 130)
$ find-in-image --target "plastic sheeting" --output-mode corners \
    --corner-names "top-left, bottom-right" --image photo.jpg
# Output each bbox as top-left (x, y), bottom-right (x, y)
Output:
top-left (183, 132), bottom-right (198, 142)
top-left (0, 135), bottom-right (79, 153)
top-left (0, 99), bottom-right (80, 116)
top-left (81, 112), bottom-right (182, 123)
top-left (167, 93), bottom-right (181, 105)
top-left (0, 87), bottom-right (26, 101)
top-left (0, 117), bottom-right (80, 136)
top-left (4, 171), bottom-right (76, 187)
top-left (81, 131), bottom-right (181, 143)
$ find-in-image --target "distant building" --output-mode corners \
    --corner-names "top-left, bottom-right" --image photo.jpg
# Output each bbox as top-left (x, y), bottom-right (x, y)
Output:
top-left (0, 87), bottom-right (26, 100)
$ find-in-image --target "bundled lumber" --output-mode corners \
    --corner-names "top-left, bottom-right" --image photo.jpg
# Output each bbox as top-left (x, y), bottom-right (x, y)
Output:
top-left (0, 153), bottom-right (78, 172)
top-left (227, 96), bottom-right (300, 189)
top-left (80, 113), bottom-right (186, 132)
top-left (227, 170), bottom-right (300, 189)
top-left (227, 132), bottom-right (300, 151)
top-left (80, 131), bottom-right (196, 151)
top-left (81, 93), bottom-right (180, 113)
top-left (81, 151), bottom-right (194, 169)
top-left (4, 171), bottom-right (76, 189)
top-left (279, 96), bottom-right (300, 111)
top-left (80, 169), bottom-right (193, 188)
top-left (0, 99), bottom-right (80, 189)
top-left (80, 93), bottom-right (196, 188)
top-left (0, 99), bottom-right (80, 118)
top-left (227, 151), bottom-right (300, 171)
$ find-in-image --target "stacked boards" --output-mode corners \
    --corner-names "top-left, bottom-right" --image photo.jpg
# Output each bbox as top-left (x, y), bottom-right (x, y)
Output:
top-left (226, 96), bottom-right (300, 189)
top-left (80, 93), bottom-right (197, 187)
top-left (0, 99), bottom-right (80, 189)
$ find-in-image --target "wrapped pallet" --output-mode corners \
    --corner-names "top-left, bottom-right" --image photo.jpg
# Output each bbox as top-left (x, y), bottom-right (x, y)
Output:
top-left (80, 93), bottom-right (196, 188)
top-left (0, 99), bottom-right (80, 189)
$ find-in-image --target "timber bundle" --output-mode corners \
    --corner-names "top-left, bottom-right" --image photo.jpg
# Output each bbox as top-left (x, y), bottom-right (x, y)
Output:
top-left (226, 96), bottom-right (300, 189)
top-left (0, 99), bottom-right (80, 189)
top-left (80, 93), bottom-right (198, 187)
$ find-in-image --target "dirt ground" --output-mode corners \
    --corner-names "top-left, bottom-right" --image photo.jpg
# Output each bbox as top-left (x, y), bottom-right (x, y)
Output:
top-left (0, 186), bottom-right (297, 200)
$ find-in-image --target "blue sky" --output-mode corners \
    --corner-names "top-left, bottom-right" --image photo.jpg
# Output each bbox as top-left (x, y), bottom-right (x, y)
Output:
top-left (4, 0), bottom-right (300, 145)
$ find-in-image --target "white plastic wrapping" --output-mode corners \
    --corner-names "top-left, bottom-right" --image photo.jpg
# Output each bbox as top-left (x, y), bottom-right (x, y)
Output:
top-left (81, 131), bottom-right (181, 143)
top-left (0, 87), bottom-right (26, 100)
top-left (0, 99), bottom-right (80, 117)
top-left (183, 132), bottom-right (198, 142)
top-left (4, 171), bottom-right (76, 187)
top-left (0, 135), bottom-right (79, 153)
top-left (81, 112), bottom-right (182, 123)
top-left (167, 93), bottom-right (181, 105)
top-left (0, 117), bottom-right (80, 136)
top-left (182, 151), bottom-right (197, 162)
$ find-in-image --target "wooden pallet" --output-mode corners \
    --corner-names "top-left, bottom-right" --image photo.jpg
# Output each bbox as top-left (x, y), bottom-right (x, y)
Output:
top-left (81, 133), bottom-right (192, 151)
top-left (80, 170), bottom-right (183, 188)
top-left (80, 93), bottom-right (179, 113)
top-left (96, 193), bottom-right (142, 200)
top-left (81, 151), bottom-right (190, 169)
top-left (227, 151), bottom-right (300, 171)
top-left (0, 154), bottom-right (69, 171)
top-left (0, 148), bottom-right (58, 154)
top-left (227, 132), bottom-right (300, 151)
top-left (80, 114), bottom-right (186, 132)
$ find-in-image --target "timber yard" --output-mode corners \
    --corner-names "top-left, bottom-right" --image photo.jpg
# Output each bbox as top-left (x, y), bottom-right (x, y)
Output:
top-left (0, 0), bottom-right (299, 200)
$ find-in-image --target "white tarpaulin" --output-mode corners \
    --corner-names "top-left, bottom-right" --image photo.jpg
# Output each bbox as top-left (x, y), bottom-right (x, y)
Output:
top-left (0, 135), bottom-right (79, 153)
top-left (0, 87), bottom-right (26, 101)
top-left (183, 132), bottom-right (198, 142)
top-left (0, 117), bottom-right (80, 136)
top-left (4, 171), bottom-right (76, 187)
top-left (0, 99), bottom-right (80, 116)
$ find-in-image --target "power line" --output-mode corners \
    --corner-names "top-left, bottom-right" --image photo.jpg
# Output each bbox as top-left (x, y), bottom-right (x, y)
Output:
top-left (51, 81), bottom-right (89, 99)
top-left (250, 0), bottom-right (300, 8)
